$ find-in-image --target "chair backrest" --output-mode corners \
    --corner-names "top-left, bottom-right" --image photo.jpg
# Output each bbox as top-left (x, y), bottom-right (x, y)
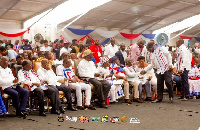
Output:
top-left (32, 57), bottom-right (52, 72)
top-left (9, 62), bottom-right (16, 68)
top-left (14, 65), bottom-right (22, 78)
top-left (73, 58), bottom-right (81, 76)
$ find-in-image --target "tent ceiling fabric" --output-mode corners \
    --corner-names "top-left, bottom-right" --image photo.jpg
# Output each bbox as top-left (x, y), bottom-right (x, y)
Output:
top-left (0, 0), bottom-right (66, 21)
top-left (59, 0), bottom-right (200, 35)
top-left (0, 0), bottom-right (200, 35)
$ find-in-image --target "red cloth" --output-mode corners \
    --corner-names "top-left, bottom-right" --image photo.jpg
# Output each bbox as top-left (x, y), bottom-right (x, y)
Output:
top-left (89, 44), bottom-right (102, 64)
top-left (78, 35), bottom-right (94, 44)
top-left (191, 58), bottom-right (195, 67)
top-left (179, 35), bottom-right (193, 40)
top-left (120, 32), bottom-right (141, 39)
top-left (0, 29), bottom-right (29, 37)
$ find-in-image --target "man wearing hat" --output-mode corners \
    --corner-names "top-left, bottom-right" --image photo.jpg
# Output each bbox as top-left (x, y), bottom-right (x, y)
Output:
top-left (20, 39), bottom-right (32, 50)
top-left (78, 49), bottom-right (111, 108)
top-left (60, 40), bottom-right (72, 57)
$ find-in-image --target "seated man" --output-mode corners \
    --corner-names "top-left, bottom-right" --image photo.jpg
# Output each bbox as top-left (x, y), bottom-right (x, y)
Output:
top-left (37, 59), bottom-right (77, 111)
top-left (18, 60), bottom-right (64, 116)
top-left (188, 63), bottom-right (200, 97)
top-left (136, 56), bottom-right (156, 101)
top-left (0, 46), bottom-right (17, 62)
top-left (124, 58), bottom-right (143, 103)
top-left (56, 59), bottom-right (95, 110)
top-left (77, 49), bottom-right (111, 108)
top-left (15, 54), bottom-right (24, 65)
top-left (0, 56), bottom-right (29, 117)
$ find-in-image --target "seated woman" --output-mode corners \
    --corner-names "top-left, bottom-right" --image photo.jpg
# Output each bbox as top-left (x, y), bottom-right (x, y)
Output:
top-left (188, 60), bottom-right (200, 97)
top-left (108, 56), bottom-right (131, 104)
top-left (0, 92), bottom-right (7, 115)
top-left (77, 45), bottom-right (88, 59)
top-left (135, 56), bottom-right (157, 101)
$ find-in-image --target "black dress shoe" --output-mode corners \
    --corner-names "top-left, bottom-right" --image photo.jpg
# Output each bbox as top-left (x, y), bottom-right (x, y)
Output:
top-left (17, 111), bottom-right (28, 118)
top-left (145, 97), bottom-right (153, 101)
top-left (59, 107), bottom-right (65, 113)
top-left (39, 112), bottom-right (47, 117)
top-left (99, 103), bottom-right (108, 109)
top-left (67, 106), bottom-right (78, 111)
top-left (51, 110), bottom-right (59, 114)
top-left (151, 99), bottom-right (162, 103)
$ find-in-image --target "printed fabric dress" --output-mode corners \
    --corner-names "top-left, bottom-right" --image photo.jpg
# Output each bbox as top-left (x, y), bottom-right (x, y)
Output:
top-left (0, 92), bottom-right (7, 115)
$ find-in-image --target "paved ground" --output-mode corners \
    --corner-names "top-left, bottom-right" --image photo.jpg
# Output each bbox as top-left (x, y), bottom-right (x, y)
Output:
top-left (1, 94), bottom-right (200, 130)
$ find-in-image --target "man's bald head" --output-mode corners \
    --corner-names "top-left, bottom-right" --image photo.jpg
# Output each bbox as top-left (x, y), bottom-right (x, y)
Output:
top-left (176, 38), bottom-right (184, 47)
top-left (0, 56), bottom-right (9, 68)
top-left (146, 41), bottom-right (155, 52)
top-left (110, 37), bottom-right (115, 46)
top-left (137, 38), bottom-right (144, 48)
top-left (120, 43), bottom-right (126, 51)
top-left (41, 59), bottom-right (50, 70)
top-left (41, 59), bottom-right (49, 65)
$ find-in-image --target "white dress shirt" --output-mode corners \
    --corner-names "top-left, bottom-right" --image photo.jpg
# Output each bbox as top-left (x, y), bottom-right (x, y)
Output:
top-left (176, 44), bottom-right (191, 71)
top-left (18, 69), bottom-right (41, 91)
top-left (60, 47), bottom-right (72, 56)
top-left (96, 66), bottom-right (110, 81)
top-left (141, 46), bottom-right (151, 64)
top-left (104, 43), bottom-right (119, 58)
top-left (37, 67), bottom-right (63, 86)
top-left (145, 45), bottom-right (172, 74)
top-left (56, 65), bottom-right (64, 76)
top-left (78, 59), bottom-right (97, 78)
top-left (0, 66), bottom-right (15, 90)
top-left (124, 66), bottom-right (139, 82)
top-left (40, 46), bottom-right (52, 52)
top-left (121, 50), bottom-right (127, 60)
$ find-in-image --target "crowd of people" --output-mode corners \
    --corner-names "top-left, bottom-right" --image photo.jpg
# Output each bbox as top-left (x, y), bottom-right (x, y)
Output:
top-left (0, 37), bottom-right (198, 118)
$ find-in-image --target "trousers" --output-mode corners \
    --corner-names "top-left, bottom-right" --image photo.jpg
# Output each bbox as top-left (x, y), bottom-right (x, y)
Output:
top-left (4, 86), bottom-right (29, 112)
top-left (89, 79), bottom-right (111, 102)
top-left (69, 82), bottom-right (91, 106)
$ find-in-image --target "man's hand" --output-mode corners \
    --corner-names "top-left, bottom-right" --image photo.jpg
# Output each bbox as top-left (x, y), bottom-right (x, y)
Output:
top-left (13, 78), bottom-right (18, 83)
top-left (175, 73), bottom-right (180, 76)
top-left (64, 78), bottom-right (69, 81)
top-left (139, 77), bottom-right (144, 79)
top-left (40, 81), bottom-right (44, 85)
top-left (178, 70), bottom-right (183, 74)
top-left (32, 83), bottom-right (40, 87)
top-left (168, 65), bottom-right (173, 71)
top-left (123, 77), bottom-right (127, 81)
top-left (94, 73), bottom-right (100, 77)
top-left (140, 70), bottom-right (146, 75)
top-left (70, 78), bottom-right (76, 83)
top-left (147, 76), bottom-right (152, 81)
top-left (192, 76), bottom-right (197, 80)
